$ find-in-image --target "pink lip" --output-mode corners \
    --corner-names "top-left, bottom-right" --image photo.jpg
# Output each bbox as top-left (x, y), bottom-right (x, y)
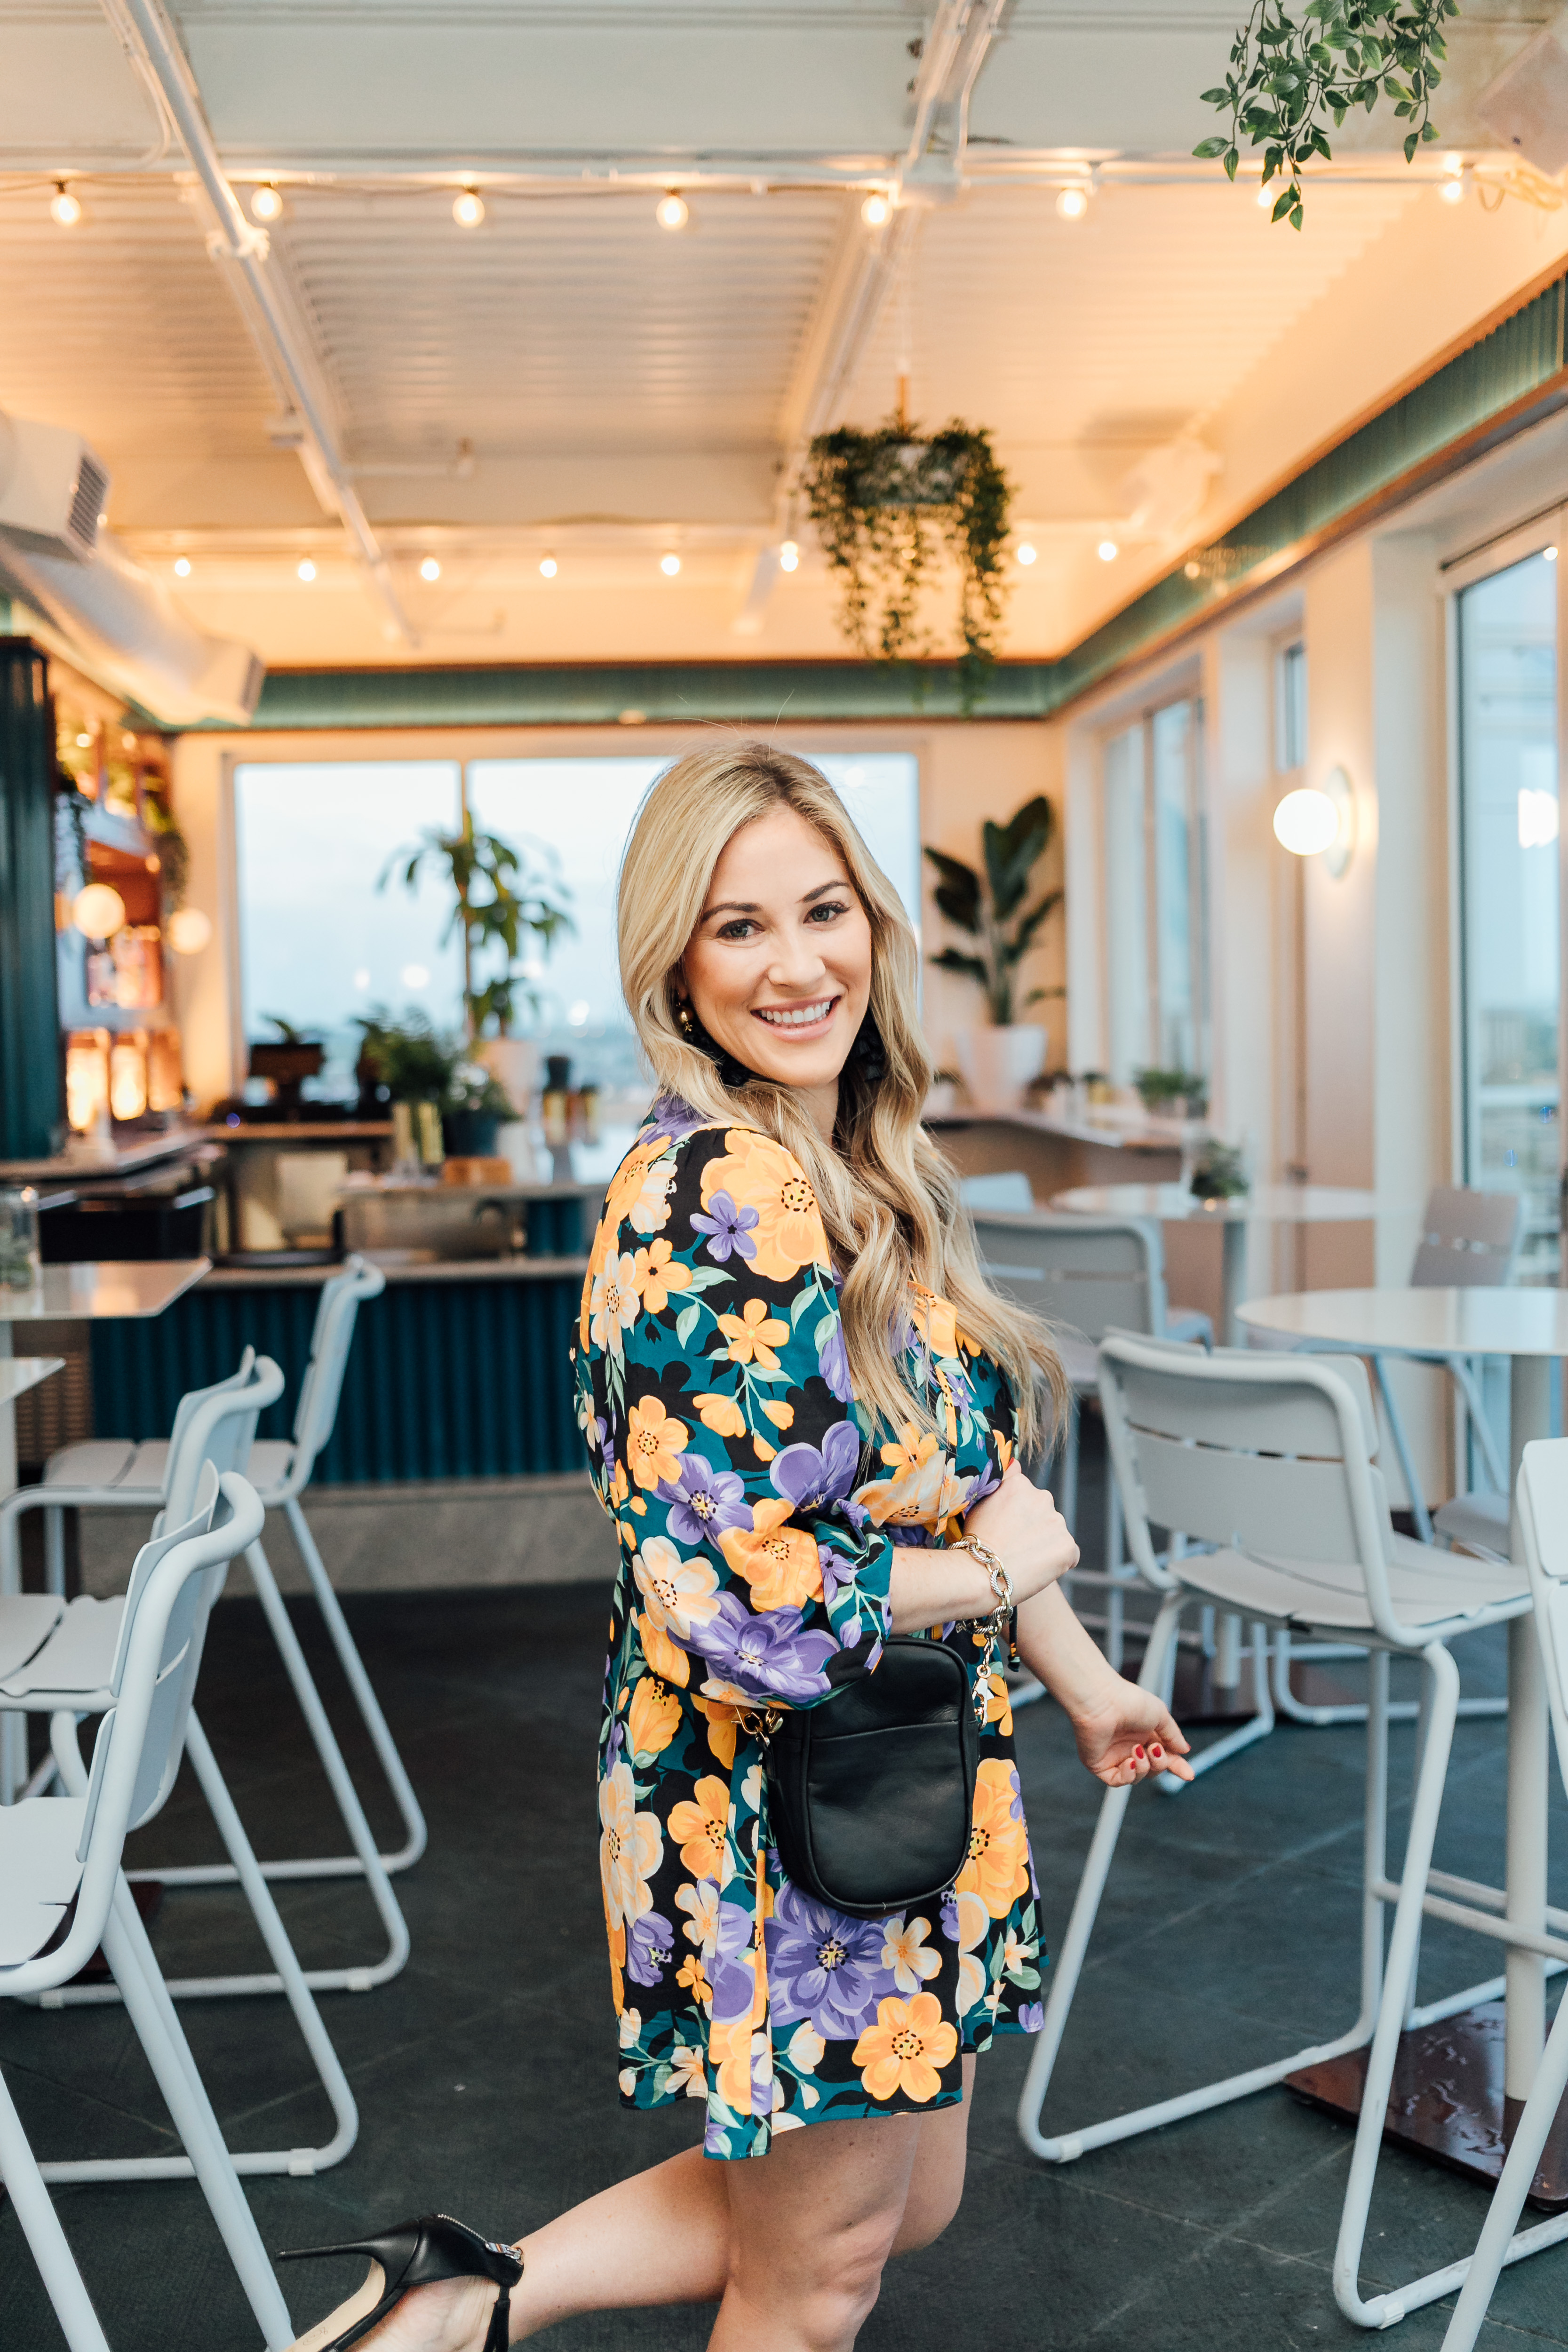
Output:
top-left (748, 995), bottom-right (841, 1042)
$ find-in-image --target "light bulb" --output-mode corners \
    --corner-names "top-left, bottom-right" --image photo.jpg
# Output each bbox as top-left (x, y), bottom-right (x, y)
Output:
top-left (1015, 541), bottom-right (1037, 567)
top-left (660, 551), bottom-right (682, 576)
top-left (779, 540), bottom-right (800, 572)
top-left (1439, 169), bottom-right (1467, 206)
top-left (73, 883), bottom-right (126, 940)
top-left (420, 556), bottom-right (441, 581)
top-left (50, 183), bottom-right (82, 228)
top-left (1097, 540), bottom-right (1119, 562)
top-left (1273, 787), bottom-right (1339, 858)
top-left (1055, 186), bottom-right (1088, 222)
top-left (453, 187), bottom-right (486, 227)
top-left (539, 554), bottom-right (557, 577)
top-left (173, 556), bottom-right (191, 578)
top-left (656, 191), bottom-right (690, 231)
top-left (1256, 183), bottom-right (1275, 210)
top-left (1546, 547), bottom-right (1559, 563)
top-left (297, 556), bottom-right (317, 581)
top-left (861, 192), bottom-right (891, 227)
top-left (166, 907), bottom-right (213, 956)
top-left (250, 183), bottom-right (284, 223)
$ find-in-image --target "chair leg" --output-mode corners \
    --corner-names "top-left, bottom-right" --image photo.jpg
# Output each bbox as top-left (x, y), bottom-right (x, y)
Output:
top-left (1371, 1352), bottom-right (1434, 1547)
top-left (1156, 1618), bottom-right (1276, 1796)
top-left (1438, 1993), bottom-right (1568, 2351)
top-left (1451, 1356), bottom-right (1509, 1497)
top-left (1332, 1641), bottom-right (1461, 2329)
top-left (97, 1877), bottom-right (295, 2349)
top-left (0, 2063), bottom-right (111, 2352)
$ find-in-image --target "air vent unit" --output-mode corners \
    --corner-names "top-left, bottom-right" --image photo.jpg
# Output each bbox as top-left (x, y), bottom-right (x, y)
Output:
top-left (0, 412), bottom-right (110, 561)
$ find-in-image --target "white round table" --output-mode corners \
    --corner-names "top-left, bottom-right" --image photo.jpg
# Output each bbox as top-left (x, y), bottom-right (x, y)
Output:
top-left (1050, 1183), bottom-right (1398, 1346)
top-left (1238, 1286), bottom-right (1560, 2121)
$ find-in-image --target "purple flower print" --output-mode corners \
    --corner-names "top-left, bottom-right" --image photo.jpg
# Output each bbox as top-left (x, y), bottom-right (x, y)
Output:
top-left (626, 1909), bottom-right (676, 1988)
top-left (771, 1421), bottom-right (861, 1513)
top-left (659, 1452), bottom-right (752, 1548)
top-left (816, 1318), bottom-right (853, 1403)
top-left (766, 1884), bottom-right (892, 2037)
top-left (940, 1891), bottom-right (960, 1941)
top-left (690, 1189), bottom-right (758, 1265)
top-left (1017, 2000), bottom-right (1045, 2034)
top-left (646, 1094), bottom-right (708, 1146)
top-left (690, 1592), bottom-right (837, 1707)
top-left (708, 1898), bottom-right (759, 2022)
top-left (818, 1544), bottom-right (855, 1608)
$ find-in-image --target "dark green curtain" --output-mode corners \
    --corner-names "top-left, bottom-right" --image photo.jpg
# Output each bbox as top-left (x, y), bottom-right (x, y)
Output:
top-left (0, 642), bottom-right (61, 1159)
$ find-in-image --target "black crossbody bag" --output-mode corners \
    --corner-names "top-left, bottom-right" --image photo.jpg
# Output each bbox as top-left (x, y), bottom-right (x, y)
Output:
top-left (751, 1541), bottom-right (1013, 1922)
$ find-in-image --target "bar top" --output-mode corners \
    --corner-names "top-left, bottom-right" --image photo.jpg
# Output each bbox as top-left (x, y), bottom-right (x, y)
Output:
top-left (0, 1356), bottom-right (65, 1401)
top-left (0, 1128), bottom-right (211, 1183)
top-left (925, 1105), bottom-right (1199, 1153)
top-left (201, 1121), bottom-right (394, 1143)
top-left (0, 1259), bottom-right (212, 1321)
top-left (199, 1252), bottom-right (589, 1289)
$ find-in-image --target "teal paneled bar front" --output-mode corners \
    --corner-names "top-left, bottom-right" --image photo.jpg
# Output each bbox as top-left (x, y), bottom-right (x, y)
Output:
top-left (89, 1262), bottom-right (588, 1483)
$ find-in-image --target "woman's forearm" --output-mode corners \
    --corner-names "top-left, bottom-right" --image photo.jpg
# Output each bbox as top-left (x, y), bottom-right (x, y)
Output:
top-left (885, 1542), bottom-right (999, 1635)
top-left (1013, 1584), bottom-right (1120, 1714)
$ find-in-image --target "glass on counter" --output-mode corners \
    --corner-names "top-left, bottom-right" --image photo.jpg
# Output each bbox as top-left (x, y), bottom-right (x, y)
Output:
top-left (0, 1188), bottom-right (40, 1292)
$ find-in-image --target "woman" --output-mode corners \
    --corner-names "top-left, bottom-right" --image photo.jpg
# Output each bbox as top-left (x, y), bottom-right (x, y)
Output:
top-left (285, 743), bottom-right (1191, 2352)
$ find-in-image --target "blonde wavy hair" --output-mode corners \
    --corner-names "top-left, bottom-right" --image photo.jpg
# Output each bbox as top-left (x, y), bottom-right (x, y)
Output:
top-left (616, 739), bottom-right (1064, 1455)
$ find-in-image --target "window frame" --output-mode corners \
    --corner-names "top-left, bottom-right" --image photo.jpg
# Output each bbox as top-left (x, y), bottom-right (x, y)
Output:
top-left (1096, 690), bottom-right (1210, 1083)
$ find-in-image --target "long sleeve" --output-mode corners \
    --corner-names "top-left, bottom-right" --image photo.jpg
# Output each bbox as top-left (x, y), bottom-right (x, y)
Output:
top-left (584, 1119), bottom-right (894, 1714)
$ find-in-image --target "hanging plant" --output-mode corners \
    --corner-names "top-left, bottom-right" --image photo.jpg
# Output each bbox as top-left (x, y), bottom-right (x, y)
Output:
top-left (803, 412), bottom-right (1013, 712)
top-left (1194, 0), bottom-right (1457, 228)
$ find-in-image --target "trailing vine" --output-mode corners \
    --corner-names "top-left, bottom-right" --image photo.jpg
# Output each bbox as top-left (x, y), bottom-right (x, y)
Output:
top-left (1194, 0), bottom-right (1458, 227)
top-left (803, 415), bottom-right (1013, 712)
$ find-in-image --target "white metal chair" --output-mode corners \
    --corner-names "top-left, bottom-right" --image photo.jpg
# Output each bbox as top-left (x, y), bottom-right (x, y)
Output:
top-left (0, 1467), bottom-right (300, 2352)
top-left (6, 1256), bottom-right (427, 1916)
top-left (970, 1208), bottom-right (1212, 1667)
top-left (0, 1363), bottom-right (358, 2166)
top-left (1017, 1332), bottom-right (1553, 2332)
top-left (1437, 1438), bottom-right (1568, 2350)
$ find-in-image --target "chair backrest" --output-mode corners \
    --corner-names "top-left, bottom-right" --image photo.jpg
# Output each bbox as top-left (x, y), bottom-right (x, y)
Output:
top-left (1409, 1186), bottom-right (1523, 1289)
top-left (162, 1345), bottom-right (256, 1490)
top-left (971, 1212), bottom-right (1170, 1341)
top-left (959, 1171), bottom-right (1035, 1212)
top-left (1097, 1330), bottom-right (1411, 1645)
top-left (290, 1254), bottom-right (384, 1473)
top-left (2, 1468), bottom-right (265, 1995)
top-left (1516, 1442), bottom-right (1568, 1804)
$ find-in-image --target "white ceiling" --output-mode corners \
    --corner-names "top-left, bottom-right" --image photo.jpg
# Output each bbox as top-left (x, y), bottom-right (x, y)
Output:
top-left (0, 0), bottom-right (1559, 672)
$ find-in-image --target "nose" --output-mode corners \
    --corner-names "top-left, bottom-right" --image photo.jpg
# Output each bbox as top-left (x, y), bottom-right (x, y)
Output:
top-left (765, 931), bottom-right (831, 994)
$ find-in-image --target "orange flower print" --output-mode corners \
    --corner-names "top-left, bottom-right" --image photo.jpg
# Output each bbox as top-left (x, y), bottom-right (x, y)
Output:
top-left (675, 1875), bottom-right (719, 1949)
top-left (910, 1285), bottom-right (960, 1361)
top-left (677, 1952), bottom-right (712, 2006)
top-left (605, 1136), bottom-right (678, 1240)
top-left (588, 1252), bottom-right (641, 1358)
top-left (666, 2042), bottom-right (707, 2099)
top-left (638, 1611), bottom-right (690, 1686)
top-left (626, 1394), bottom-right (689, 1490)
top-left (627, 1674), bottom-right (682, 1760)
top-left (882, 1914), bottom-right (942, 1994)
top-left (668, 1773), bottom-right (731, 1878)
top-left (634, 1236), bottom-right (692, 1315)
top-left (983, 1670), bottom-right (1013, 1736)
top-left (708, 2016), bottom-right (762, 2114)
top-left (599, 1760), bottom-right (663, 1933)
top-left (717, 1296), bottom-right (790, 1368)
top-left (693, 1693), bottom-right (738, 1769)
top-left (701, 1129), bottom-right (830, 1283)
top-left (853, 1423), bottom-right (975, 1532)
top-left (759, 1401), bottom-right (795, 1430)
top-left (957, 1756), bottom-right (1031, 1919)
top-left (853, 1993), bottom-right (958, 2104)
top-left (719, 1498), bottom-right (823, 1613)
top-left (632, 1535), bottom-right (720, 1644)
top-left (951, 1888), bottom-right (990, 2019)
top-left (693, 1391), bottom-right (746, 1438)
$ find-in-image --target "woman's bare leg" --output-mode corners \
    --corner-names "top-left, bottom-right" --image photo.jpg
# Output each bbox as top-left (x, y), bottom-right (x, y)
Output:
top-left (891, 2055), bottom-right (975, 2256)
top-left (509, 2143), bottom-right (731, 2336)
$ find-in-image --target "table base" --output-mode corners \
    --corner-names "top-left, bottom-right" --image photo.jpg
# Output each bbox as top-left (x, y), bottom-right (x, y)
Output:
top-left (1286, 2000), bottom-right (1568, 2209)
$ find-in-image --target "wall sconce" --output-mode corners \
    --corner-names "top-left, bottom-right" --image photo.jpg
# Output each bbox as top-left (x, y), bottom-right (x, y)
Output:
top-left (65, 1029), bottom-right (111, 1133)
top-left (147, 1029), bottom-right (184, 1113)
top-left (72, 882), bottom-right (127, 940)
top-left (1273, 763), bottom-right (1355, 878)
top-left (109, 1031), bottom-right (150, 1122)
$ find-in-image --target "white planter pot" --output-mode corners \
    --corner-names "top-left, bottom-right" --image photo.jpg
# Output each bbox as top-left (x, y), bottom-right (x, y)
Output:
top-left (475, 1036), bottom-right (540, 1116)
top-left (955, 1024), bottom-right (1048, 1113)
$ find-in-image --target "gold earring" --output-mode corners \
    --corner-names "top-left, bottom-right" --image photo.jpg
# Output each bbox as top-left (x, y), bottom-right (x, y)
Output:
top-left (676, 1002), bottom-right (694, 1036)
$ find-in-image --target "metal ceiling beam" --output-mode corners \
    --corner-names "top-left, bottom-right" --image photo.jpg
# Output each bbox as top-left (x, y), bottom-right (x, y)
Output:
top-left (100, 0), bottom-right (417, 647)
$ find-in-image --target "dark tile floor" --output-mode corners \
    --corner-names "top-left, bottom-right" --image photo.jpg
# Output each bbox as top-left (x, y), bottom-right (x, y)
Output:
top-left (3, 1490), bottom-right (1567, 2350)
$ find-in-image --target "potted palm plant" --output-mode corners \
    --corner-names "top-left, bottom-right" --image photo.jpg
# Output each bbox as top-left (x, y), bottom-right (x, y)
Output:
top-left (924, 795), bottom-right (1062, 1112)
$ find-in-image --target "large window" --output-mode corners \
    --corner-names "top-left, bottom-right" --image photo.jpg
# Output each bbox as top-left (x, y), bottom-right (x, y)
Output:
top-left (1458, 547), bottom-right (1560, 1271)
top-left (234, 750), bottom-right (921, 1108)
top-left (1100, 698), bottom-right (1209, 1081)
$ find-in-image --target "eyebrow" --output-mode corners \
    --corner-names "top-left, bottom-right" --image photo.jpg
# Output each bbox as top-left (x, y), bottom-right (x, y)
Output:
top-left (700, 879), bottom-right (850, 921)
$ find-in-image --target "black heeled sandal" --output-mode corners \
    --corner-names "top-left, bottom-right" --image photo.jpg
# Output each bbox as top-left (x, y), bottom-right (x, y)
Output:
top-left (279, 2211), bottom-right (523, 2352)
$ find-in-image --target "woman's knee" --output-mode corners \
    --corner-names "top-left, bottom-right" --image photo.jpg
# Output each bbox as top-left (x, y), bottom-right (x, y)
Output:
top-left (729, 2208), bottom-right (900, 2341)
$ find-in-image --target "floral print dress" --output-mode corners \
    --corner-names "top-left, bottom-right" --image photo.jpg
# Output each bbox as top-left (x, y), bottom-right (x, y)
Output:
top-left (574, 1097), bottom-right (1045, 2161)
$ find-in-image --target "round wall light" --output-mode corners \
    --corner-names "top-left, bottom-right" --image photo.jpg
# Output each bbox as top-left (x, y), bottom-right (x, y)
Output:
top-left (419, 556), bottom-right (441, 581)
top-left (779, 539), bottom-right (800, 572)
top-left (660, 550), bottom-right (682, 576)
top-left (250, 183), bottom-right (285, 223)
top-left (73, 883), bottom-right (126, 940)
top-left (1015, 541), bottom-right (1038, 566)
top-left (1055, 186), bottom-right (1089, 221)
top-left (166, 906), bottom-right (214, 956)
top-left (1273, 764), bottom-right (1355, 875)
top-left (656, 191), bottom-right (690, 231)
top-left (539, 553), bottom-right (557, 577)
top-left (453, 187), bottom-right (486, 227)
top-left (861, 192), bottom-right (891, 227)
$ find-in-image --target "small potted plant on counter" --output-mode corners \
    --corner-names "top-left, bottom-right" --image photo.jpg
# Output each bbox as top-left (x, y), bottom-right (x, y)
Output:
top-left (924, 795), bottom-right (1062, 1112)
top-left (1188, 1136), bottom-right (1250, 1201)
top-left (1135, 1066), bottom-right (1210, 1122)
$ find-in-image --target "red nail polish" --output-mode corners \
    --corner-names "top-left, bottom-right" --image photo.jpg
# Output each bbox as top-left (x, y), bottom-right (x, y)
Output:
top-left (1133, 1745), bottom-right (1146, 1760)
top-left (1151, 1744), bottom-right (1163, 1758)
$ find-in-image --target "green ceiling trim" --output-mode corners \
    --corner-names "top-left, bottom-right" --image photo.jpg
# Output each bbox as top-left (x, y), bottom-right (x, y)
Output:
top-left (228, 263), bottom-right (1568, 737)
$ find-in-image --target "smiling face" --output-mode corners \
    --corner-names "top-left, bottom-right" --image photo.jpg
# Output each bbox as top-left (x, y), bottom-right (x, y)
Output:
top-left (680, 803), bottom-right (875, 1137)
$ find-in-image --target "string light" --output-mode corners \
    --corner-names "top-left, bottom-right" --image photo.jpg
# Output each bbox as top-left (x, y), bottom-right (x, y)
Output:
top-left (779, 540), bottom-right (800, 572)
top-left (297, 556), bottom-right (317, 581)
top-left (1055, 187), bottom-right (1089, 222)
top-left (660, 551), bottom-right (682, 576)
top-left (1546, 547), bottom-right (1560, 563)
top-left (1256, 183), bottom-right (1276, 210)
top-left (1098, 540), bottom-right (1119, 562)
top-left (419, 556), bottom-right (441, 581)
top-left (50, 182), bottom-right (82, 228)
top-left (656, 191), bottom-right (690, 231)
top-left (1439, 164), bottom-right (1468, 206)
top-left (72, 884), bottom-right (126, 939)
top-left (1015, 542), bottom-right (1038, 566)
top-left (861, 192), bottom-right (891, 227)
top-left (453, 187), bottom-right (486, 227)
top-left (173, 556), bottom-right (191, 578)
top-left (166, 907), bottom-right (213, 956)
top-left (539, 554), bottom-right (558, 577)
top-left (250, 183), bottom-right (285, 223)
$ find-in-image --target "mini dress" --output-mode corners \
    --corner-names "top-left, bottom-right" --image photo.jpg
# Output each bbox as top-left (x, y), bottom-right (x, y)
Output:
top-left (574, 1097), bottom-right (1046, 2160)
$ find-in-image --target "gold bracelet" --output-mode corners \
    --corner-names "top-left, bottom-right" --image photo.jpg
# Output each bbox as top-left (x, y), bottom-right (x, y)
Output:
top-left (957, 1535), bottom-right (1014, 1614)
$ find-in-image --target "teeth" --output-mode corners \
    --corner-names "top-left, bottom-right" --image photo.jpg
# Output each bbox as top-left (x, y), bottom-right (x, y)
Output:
top-left (756, 1000), bottom-right (833, 1028)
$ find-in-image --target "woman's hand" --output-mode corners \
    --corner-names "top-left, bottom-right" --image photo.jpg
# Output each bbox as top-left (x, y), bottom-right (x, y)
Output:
top-left (962, 1460), bottom-right (1079, 1609)
top-left (1061, 1671), bottom-right (1194, 1788)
